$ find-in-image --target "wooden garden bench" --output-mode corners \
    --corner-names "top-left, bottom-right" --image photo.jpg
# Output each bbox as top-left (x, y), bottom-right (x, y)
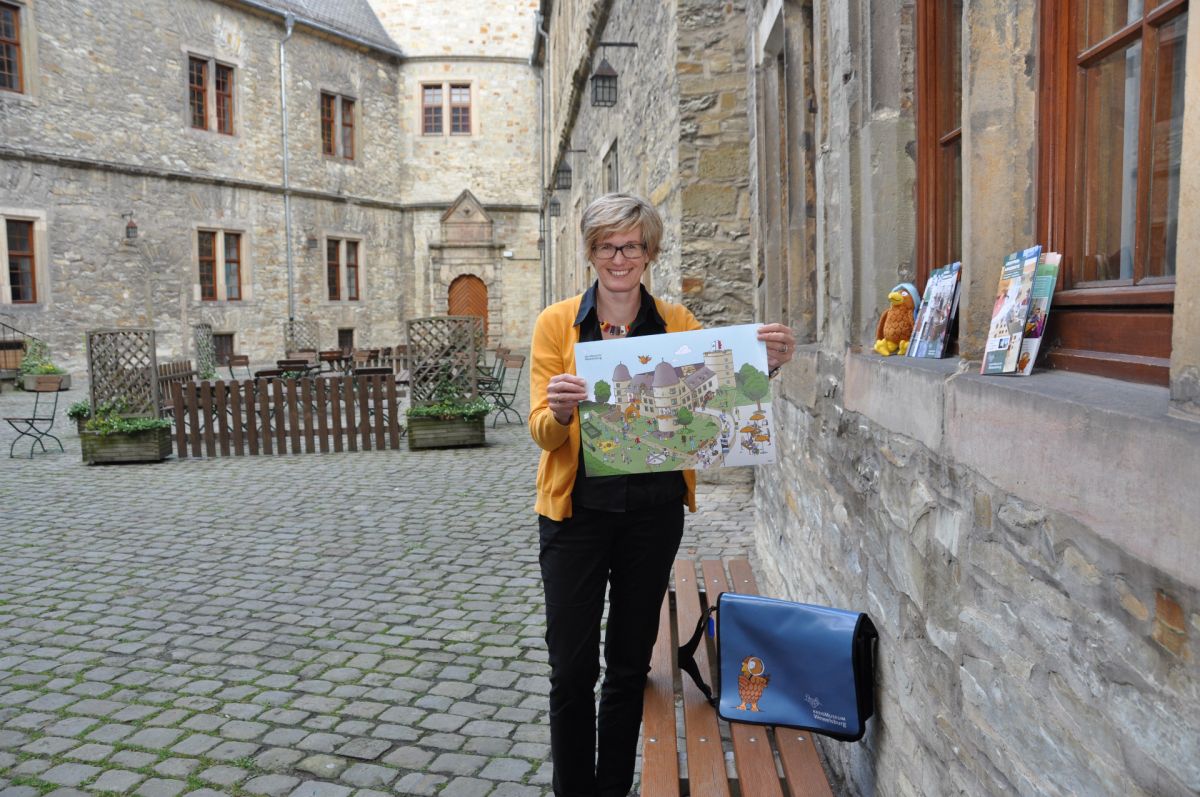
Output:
top-left (642, 558), bottom-right (833, 797)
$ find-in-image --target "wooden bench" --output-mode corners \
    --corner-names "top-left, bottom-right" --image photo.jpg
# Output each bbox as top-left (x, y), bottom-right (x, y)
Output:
top-left (642, 558), bottom-right (834, 797)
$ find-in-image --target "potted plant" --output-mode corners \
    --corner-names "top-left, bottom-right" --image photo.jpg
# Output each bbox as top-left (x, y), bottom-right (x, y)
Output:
top-left (67, 400), bottom-right (91, 434)
top-left (406, 382), bottom-right (491, 450)
top-left (80, 400), bottom-right (172, 464)
top-left (18, 340), bottom-right (70, 391)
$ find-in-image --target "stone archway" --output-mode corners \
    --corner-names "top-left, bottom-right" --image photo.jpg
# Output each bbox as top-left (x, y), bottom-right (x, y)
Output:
top-left (448, 274), bottom-right (488, 337)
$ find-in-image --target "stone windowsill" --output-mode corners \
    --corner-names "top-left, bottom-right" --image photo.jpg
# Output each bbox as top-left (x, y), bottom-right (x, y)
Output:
top-left (790, 348), bottom-right (1200, 588)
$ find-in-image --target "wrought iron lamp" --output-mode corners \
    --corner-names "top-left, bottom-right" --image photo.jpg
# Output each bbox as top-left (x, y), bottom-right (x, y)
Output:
top-left (122, 212), bottom-right (138, 239)
top-left (590, 42), bottom-right (637, 107)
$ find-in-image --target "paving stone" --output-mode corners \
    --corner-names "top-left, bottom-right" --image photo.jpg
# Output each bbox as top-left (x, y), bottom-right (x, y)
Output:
top-left (391, 773), bottom-right (447, 796)
top-left (254, 747), bottom-right (306, 772)
top-left (153, 758), bottom-right (201, 777)
top-left (42, 717), bottom-right (98, 738)
top-left (124, 727), bottom-right (184, 750)
top-left (296, 754), bottom-right (348, 779)
top-left (87, 770), bottom-right (146, 793)
top-left (204, 740), bottom-right (260, 761)
top-left (440, 778), bottom-right (494, 797)
top-left (340, 763), bottom-right (397, 789)
top-left (296, 733), bottom-right (346, 753)
top-left (39, 762), bottom-right (100, 787)
top-left (0, 730), bottom-right (30, 749)
top-left (489, 784), bottom-right (543, 797)
top-left (198, 764), bottom-right (248, 786)
top-left (109, 750), bottom-right (157, 769)
top-left (462, 737), bottom-right (513, 756)
top-left (428, 752), bottom-right (487, 776)
top-left (63, 742), bottom-right (113, 762)
top-left (242, 774), bottom-right (301, 796)
top-left (171, 732), bottom-right (222, 756)
top-left (478, 758), bottom-right (533, 781)
top-left (286, 782), bottom-right (353, 797)
top-left (10, 758), bottom-right (51, 776)
top-left (0, 787), bottom-right (39, 797)
top-left (335, 738), bottom-right (390, 761)
top-left (221, 720), bottom-right (270, 740)
top-left (133, 778), bottom-right (188, 797)
top-left (20, 737), bottom-right (78, 756)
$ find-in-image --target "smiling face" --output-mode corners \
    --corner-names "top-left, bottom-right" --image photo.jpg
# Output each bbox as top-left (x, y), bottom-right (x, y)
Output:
top-left (591, 225), bottom-right (649, 298)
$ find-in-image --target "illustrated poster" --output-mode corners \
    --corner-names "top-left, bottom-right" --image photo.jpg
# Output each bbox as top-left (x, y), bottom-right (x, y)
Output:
top-left (573, 324), bottom-right (776, 476)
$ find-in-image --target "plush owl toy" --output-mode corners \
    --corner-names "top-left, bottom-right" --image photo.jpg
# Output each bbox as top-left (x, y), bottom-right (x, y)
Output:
top-left (873, 282), bottom-right (922, 356)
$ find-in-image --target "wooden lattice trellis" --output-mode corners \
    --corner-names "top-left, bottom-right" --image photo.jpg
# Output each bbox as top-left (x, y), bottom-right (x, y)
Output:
top-left (284, 319), bottom-right (319, 353)
top-left (193, 323), bottom-right (216, 378)
top-left (406, 316), bottom-right (484, 405)
top-left (87, 328), bottom-right (160, 418)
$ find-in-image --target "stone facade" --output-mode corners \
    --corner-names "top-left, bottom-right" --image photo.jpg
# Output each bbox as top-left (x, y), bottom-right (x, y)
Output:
top-left (744, 1), bottom-right (1199, 796)
top-left (0, 0), bottom-right (541, 371)
top-left (538, 0), bottom-right (755, 328)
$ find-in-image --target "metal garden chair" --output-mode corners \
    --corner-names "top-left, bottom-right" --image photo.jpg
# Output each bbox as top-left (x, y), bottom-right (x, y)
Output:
top-left (5, 375), bottom-right (64, 458)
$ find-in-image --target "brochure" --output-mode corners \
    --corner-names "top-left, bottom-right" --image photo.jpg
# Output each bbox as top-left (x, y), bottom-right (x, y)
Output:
top-left (1012, 251), bottom-right (1061, 375)
top-left (981, 245), bottom-right (1041, 375)
top-left (908, 261), bottom-right (961, 359)
top-left (573, 324), bottom-right (775, 475)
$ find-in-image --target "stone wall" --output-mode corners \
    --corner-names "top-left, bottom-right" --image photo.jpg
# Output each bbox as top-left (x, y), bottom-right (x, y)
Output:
top-left (367, 0), bottom-right (538, 59)
top-left (744, 1), bottom-right (1200, 795)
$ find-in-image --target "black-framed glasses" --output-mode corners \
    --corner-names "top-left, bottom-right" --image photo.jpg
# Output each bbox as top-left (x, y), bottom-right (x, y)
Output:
top-left (592, 242), bottom-right (647, 260)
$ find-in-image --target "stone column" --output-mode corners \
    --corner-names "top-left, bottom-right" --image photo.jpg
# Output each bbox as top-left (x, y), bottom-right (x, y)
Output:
top-left (1169, 7), bottom-right (1200, 418)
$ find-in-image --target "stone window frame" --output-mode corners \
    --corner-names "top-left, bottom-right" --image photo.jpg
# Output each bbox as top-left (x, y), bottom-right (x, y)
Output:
top-left (193, 227), bottom-right (251, 303)
top-left (915, 0), bottom-right (963, 293)
top-left (603, 139), bottom-right (619, 193)
top-left (1036, 0), bottom-right (1184, 386)
top-left (184, 49), bottom-right (239, 137)
top-left (0, 0), bottom-right (37, 104)
top-left (421, 80), bottom-right (474, 137)
top-left (0, 208), bottom-right (47, 307)
top-left (324, 234), bottom-right (364, 303)
top-left (320, 91), bottom-right (357, 161)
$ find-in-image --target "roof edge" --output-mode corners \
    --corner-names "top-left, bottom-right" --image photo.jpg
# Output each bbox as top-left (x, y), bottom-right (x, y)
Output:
top-left (225, 0), bottom-right (405, 60)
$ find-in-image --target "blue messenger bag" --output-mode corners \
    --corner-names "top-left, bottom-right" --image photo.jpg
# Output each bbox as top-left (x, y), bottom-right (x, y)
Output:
top-left (678, 592), bottom-right (879, 742)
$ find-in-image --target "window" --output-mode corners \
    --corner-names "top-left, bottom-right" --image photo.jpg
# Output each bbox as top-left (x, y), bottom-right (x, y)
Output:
top-left (188, 55), bottom-right (235, 134)
top-left (213, 333), bottom-right (234, 366)
top-left (338, 328), bottom-right (355, 351)
top-left (215, 63), bottom-right (234, 135)
top-left (197, 229), bottom-right (244, 301)
top-left (603, 140), bottom-right (619, 193)
top-left (320, 92), bottom-right (356, 159)
top-left (0, 1), bottom-right (22, 93)
top-left (189, 58), bottom-right (207, 129)
top-left (423, 85), bottom-right (443, 134)
top-left (916, 0), bottom-right (963, 292)
top-left (1039, 0), bottom-right (1184, 384)
top-left (326, 238), bottom-right (362, 301)
top-left (450, 84), bottom-right (471, 134)
top-left (423, 82), bottom-right (473, 136)
top-left (6, 219), bottom-right (34, 302)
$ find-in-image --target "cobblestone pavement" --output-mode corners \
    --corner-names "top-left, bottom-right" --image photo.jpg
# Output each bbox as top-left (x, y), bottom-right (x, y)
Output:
top-left (0, 379), bottom-right (756, 797)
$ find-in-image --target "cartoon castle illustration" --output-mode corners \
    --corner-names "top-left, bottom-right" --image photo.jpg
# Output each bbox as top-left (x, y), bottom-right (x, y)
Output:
top-left (610, 347), bottom-right (736, 432)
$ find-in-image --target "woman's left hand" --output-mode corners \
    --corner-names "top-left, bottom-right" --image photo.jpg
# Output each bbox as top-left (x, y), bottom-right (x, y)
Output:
top-left (758, 323), bottom-right (797, 371)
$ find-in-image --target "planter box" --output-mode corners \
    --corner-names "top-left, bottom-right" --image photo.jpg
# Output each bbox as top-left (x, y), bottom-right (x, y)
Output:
top-left (407, 415), bottom-right (486, 450)
top-left (23, 373), bottom-right (70, 391)
top-left (81, 427), bottom-right (172, 464)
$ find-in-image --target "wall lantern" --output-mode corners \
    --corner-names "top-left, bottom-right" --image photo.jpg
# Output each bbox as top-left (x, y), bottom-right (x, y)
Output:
top-left (591, 58), bottom-right (618, 107)
top-left (549, 197), bottom-right (562, 217)
top-left (555, 161), bottom-right (573, 190)
top-left (122, 212), bottom-right (138, 240)
top-left (590, 42), bottom-right (638, 108)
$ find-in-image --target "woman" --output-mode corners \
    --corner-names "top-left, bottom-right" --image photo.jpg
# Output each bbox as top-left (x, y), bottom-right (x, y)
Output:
top-left (529, 193), bottom-right (794, 797)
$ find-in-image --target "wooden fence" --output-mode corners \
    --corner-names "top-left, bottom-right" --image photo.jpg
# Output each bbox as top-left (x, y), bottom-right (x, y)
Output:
top-left (170, 375), bottom-right (403, 458)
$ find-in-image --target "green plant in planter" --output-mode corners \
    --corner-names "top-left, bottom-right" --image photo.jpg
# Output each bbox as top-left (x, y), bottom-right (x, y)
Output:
top-left (66, 400), bottom-right (91, 422)
top-left (406, 381), bottom-right (492, 421)
top-left (82, 400), bottom-right (171, 435)
top-left (18, 339), bottom-right (66, 379)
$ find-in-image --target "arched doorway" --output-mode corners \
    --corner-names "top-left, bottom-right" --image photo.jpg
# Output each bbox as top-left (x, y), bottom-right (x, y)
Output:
top-left (448, 274), bottom-right (488, 337)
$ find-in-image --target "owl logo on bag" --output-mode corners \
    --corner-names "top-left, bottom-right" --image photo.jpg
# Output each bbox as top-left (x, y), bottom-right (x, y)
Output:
top-left (736, 655), bottom-right (770, 711)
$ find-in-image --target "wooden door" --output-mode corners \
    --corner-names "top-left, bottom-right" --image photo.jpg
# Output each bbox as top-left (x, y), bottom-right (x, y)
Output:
top-left (448, 274), bottom-right (488, 336)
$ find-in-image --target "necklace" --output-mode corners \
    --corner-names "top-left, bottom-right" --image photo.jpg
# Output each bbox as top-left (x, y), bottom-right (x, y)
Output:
top-left (599, 319), bottom-right (631, 337)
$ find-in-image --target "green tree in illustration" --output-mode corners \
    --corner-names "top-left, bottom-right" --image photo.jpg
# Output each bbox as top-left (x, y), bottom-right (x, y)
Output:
top-left (676, 406), bottom-right (695, 444)
top-left (738, 363), bottom-right (770, 410)
top-left (594, 379), bottom-right (612, 405)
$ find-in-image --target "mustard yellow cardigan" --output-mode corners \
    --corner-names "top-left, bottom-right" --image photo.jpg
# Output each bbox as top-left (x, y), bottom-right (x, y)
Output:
top-left (529, 292), bottom-right (702, 520)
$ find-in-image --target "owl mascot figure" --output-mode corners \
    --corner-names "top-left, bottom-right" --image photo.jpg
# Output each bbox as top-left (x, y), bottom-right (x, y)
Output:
top-left (736, 656), bottom-right (770, 711)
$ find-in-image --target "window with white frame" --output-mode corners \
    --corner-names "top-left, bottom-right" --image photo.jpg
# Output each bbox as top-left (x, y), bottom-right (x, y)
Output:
top-left (196, 229), bottom-right (245, 301)
top-left (188, 55), bottom-right (236, 134)
top-left (1, 211), bottom-right (45, 305)
top-left (320, 92), bottom-right (356, 159)
top-left (326, 238), bottom-right (361, 301)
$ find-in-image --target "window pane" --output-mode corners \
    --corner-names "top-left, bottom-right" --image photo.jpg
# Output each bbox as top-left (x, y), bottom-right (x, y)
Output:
top-left (6, 219), bottom-right (33, 302)
top-left (215, 64), bottom-right (234, 135)
top-left (423, 86), bottom-right (443, 134)
top-left (224, 233), bottom-right (241, 300)
top-left (189, 58), bottom-right (207, 130)
top-left (346, 241), bottom-right (359, 300)
top-left (0, 4), bottom-right (19, 92)
top-left (327, 239), bottom-right (340, 300)
top-left (1082, 0), bottom-right (1145, 49)
top-left (321, 93), bottom-right (335, 155)
top-left (341, 98), bottom-right (355, 159)
top-left (1144, 12), bottom-right (1186, 279)
top-left (198, 231), bottom-right (217, 300)
top-left (1076, 41), bottom-right (1141, 282)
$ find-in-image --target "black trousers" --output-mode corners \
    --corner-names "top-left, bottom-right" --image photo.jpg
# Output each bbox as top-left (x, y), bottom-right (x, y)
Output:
top-left (538, 502), bottom-right (685, 797)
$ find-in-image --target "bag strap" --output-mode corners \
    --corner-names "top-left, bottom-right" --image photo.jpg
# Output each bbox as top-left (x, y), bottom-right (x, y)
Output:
top-left (677, 605), bottom-right (719, 707)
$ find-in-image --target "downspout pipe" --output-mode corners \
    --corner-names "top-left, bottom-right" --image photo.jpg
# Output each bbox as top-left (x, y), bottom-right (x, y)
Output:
top-left (534, 11), bottom-right (551, 306)
top-left (279, 12), bottom-right (296, 322)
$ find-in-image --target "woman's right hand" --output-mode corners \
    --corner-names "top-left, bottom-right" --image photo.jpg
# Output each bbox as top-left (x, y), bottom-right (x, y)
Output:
top-left (546, 374), bottom-right (588, 425)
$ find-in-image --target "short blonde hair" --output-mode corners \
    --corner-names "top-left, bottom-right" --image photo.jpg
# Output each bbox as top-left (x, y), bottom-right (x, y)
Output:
top-left (580, 193), bottom-right (664, 263)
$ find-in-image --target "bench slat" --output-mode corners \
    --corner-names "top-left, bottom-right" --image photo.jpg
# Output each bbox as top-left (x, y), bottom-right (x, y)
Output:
top-left (726, 559), bottom-right (833, 797)
top-left (641, 591), bottom-right (681, 797)
top-left (674, 559), bottom-right (732, 797)
top-left (703, 560), bottom-right (786, 797)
